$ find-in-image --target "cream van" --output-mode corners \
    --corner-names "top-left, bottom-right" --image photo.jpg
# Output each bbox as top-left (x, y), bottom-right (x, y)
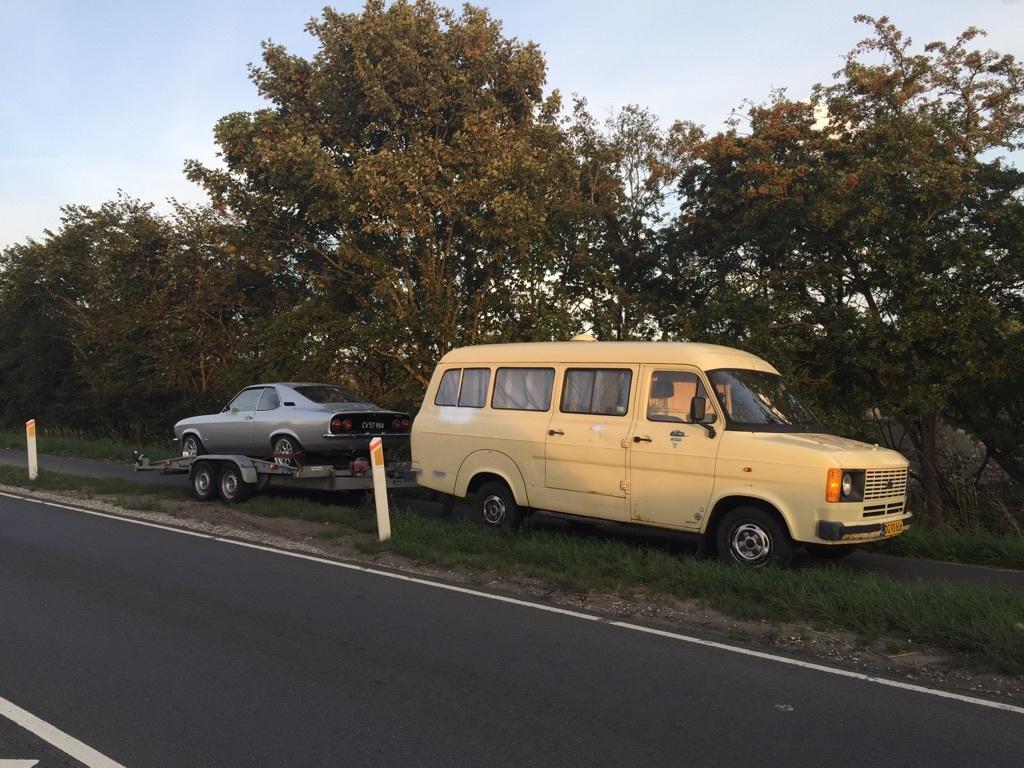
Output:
top-left (411, 337), bottom-right (911, 567)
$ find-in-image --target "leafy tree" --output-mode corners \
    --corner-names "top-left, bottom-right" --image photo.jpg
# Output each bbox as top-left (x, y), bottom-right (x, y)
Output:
top-left (562, 100), bottom-right (698, 339)
top-left (667, 16), bottom-right (1024, 522)
top-left (186, 0), bottom-right (580, 401)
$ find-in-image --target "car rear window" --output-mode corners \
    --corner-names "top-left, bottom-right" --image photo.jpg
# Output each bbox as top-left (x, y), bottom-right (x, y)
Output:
top-left (294, 385), bottom-right (363, 404)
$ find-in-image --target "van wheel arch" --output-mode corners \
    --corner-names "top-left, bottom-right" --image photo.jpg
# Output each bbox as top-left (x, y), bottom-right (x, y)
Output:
top-left (704, 496), bottom-right (792, 547)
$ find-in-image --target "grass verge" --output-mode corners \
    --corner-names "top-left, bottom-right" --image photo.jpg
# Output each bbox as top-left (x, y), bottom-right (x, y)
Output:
top-left (0, 430), bottom-right (173, 463)
top-left (2, 465), bottom-right (1022, 676)
top-left (876, 523), bottom-right (1024, 571)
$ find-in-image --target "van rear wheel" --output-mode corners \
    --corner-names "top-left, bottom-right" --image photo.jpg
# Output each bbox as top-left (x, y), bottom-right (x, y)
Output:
top-left (716, 506), bottom-right (793, 567)
top-left (472, 480), bottom-right (524, 530)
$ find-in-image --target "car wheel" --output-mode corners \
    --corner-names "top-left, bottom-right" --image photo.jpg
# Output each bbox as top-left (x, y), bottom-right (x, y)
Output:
top-left (272, 435), bottom-right (304, 467)
top-left (181, 433), bottom-right (206, 458)
top-left (716, 506), bottom-right (793, 567)
top-left (191, 461), bottom-right (219, 502)
top-left (471, 480), bottom-right (524, 530)
top-left (805, 543), bottom-right (857, 560)
top-left (218, 464), bottom-right (252, 503)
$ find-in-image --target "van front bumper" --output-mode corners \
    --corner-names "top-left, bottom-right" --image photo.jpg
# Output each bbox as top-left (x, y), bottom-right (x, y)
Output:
top-left (817, 514), bottom-right (913, 541)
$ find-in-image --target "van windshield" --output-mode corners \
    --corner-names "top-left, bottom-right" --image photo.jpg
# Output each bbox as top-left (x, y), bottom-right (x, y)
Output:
top-left (707, 369), bottom-right (821, 432)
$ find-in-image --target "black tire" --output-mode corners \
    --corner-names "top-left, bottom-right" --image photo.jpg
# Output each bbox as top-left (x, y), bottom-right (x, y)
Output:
top-left (716, 506), bottom-right (793, 567)
top-left (804, 543), bottom-right (858, 560)
top-left (181, 433), bottom-right (206, 458)
top-left (471, 480), bottom-right (524, 530)
top-left (218, 463), bottom-right (252, 503)
top-left (191, 461), bottom-right (219, 502)
top-left (271, 434), bottom-right (304, 467)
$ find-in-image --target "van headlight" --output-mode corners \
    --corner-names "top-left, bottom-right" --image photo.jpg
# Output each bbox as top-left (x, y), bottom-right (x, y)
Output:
top-left (826, 469), bottom-right (865, 502)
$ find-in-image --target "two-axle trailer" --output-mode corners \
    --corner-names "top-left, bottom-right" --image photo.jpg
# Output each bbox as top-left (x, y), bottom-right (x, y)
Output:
top-left (134, 451), bottom-right (417, 503)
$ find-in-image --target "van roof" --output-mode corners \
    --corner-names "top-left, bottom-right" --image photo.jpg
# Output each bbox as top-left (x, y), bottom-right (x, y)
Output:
top-left (439, 341), bottom-right (779, 374)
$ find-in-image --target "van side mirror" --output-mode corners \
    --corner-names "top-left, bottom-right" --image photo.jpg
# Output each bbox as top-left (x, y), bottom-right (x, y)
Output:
top-left (689, 396), bottom-right (706, 423)
top-left (688, 395), bottom-right (716, 439)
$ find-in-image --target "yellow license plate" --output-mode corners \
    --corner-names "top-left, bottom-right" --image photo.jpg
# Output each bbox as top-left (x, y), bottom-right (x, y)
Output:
top-left (883, 520), bottom-right (904, 536)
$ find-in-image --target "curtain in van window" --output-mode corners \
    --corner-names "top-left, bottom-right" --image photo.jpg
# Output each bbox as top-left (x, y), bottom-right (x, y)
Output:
top-left (493, 368), bottom-right (555, 411)
top-left (435, 369), bottom-right (461, 406)
top-left (458, 368), bottom-right (490, 408)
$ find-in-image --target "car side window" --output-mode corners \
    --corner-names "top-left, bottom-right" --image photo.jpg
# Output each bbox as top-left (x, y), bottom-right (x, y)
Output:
top-left (561, 369), bottom-right (632, 416)
top-left (647, 371), bottom-right (713, 423)
top-left (257, 388), bottom-right (280, 411)
top-left (229, 388), bottom-right (263, 412)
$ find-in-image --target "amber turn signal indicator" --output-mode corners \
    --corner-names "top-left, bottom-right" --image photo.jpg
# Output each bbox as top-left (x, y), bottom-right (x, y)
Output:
top-left (826, 468), bottom-right (842, 502)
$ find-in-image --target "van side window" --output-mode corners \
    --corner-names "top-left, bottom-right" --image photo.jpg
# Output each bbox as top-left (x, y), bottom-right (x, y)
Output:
top-left (458, 368), bottom-right (490, 408)
top-left (492, 368), bottom-right (555, 411)
top-left (435, 369), bottom-right (461, 406)
top-left (561, 369), bottom-right (633, 416)
top-left (647, 371), bottom-right (712, 423)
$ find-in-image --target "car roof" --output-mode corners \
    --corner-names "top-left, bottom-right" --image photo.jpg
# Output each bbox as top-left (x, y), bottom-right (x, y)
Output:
top-left (438, 341), bottom-right (779, 374)
top-left (244, 383), bottom-right (341, 389)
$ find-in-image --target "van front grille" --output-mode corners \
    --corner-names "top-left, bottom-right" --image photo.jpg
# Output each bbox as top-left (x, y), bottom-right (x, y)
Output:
top-left (864, 468), bottom-right (908, 500)
top-left (863, 501), bottom-right (904, 518)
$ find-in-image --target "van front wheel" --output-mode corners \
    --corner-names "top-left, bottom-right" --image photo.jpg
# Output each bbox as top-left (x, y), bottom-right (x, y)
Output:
top-left (716, 506), bottom-right (793, 567)
top-left (472, 480), bottom-right (524, 530)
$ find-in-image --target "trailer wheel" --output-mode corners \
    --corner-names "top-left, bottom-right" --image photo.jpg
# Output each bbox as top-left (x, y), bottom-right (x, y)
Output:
top-left (191, 461), bottom-right (219, 502)
top-left (218, 464), bottom-right (252, 503)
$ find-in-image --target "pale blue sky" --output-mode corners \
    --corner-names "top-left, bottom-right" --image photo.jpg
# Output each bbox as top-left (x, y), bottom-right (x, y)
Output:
top-left (2, 0), bottom-right (1022, 246)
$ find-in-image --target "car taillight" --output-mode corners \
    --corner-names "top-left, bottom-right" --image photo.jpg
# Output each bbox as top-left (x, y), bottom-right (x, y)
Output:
top-left (391, 417), bottom-right (402, 431)
top-left (342, 418), bottom-right (353, 431)
top-left (331, 417), bottom-right (353, 434)
top-left (401, 417), bottom-right (411, 431)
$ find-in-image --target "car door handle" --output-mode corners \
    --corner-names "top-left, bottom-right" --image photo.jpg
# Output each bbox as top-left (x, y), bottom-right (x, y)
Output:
top-left (244, 415), bottom-right (254, 421)
top-left (548, 428), bottom-right (564, 436)
top-left (633, 435), bottom-right (652, 443)
top-left (670, 430), bottom-right (686, 438)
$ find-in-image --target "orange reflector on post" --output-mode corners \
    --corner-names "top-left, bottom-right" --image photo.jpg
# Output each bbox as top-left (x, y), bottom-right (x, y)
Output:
top-left (826, 468), bottom-right (842, 503)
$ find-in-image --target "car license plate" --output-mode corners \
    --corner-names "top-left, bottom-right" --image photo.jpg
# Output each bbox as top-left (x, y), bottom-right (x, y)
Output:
top-left (361, 421), bottom-right (385, 431)
top-left (883, 520), bottom-right (903, 536)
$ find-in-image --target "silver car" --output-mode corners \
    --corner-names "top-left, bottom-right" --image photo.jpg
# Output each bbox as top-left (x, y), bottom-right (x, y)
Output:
top-left (174, 383), bottom-right (411, 462)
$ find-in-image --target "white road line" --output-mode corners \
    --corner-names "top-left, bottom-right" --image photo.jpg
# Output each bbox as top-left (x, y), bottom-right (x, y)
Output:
top-left (0, 695), bottom-right (125, 768)
top-left (4, 488), bottom-right (1024, 717)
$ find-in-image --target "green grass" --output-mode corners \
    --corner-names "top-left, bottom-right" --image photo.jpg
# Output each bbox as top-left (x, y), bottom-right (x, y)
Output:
top-left (0, 464), bottom-right (188, 498)
top-left (1, 464), bottom-right (1022, 674)
top-left (876, 522), bottom-right (1024, 570)
top-left (0, 430), bottom-right (173, 463)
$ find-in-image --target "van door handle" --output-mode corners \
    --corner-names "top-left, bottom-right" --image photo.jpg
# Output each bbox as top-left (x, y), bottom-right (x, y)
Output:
top-left (548, 428), bottom-right (564, 436)
top-left (633, 435), bottom-right (652, 443)
top-left (670, 430), bottom-right (685, 438)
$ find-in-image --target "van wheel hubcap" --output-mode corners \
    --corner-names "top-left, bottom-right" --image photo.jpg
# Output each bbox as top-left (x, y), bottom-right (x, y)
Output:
top-left (482, 494), bottom-right (506, 525)
top-left (730, 522), bottom-right (771, 564)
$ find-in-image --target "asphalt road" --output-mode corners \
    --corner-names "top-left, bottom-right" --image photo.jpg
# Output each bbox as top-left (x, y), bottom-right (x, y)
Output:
top-left (0, 491), bottom-right (1022, 767)
top-left (2, 448), bottom-right (1022, 592)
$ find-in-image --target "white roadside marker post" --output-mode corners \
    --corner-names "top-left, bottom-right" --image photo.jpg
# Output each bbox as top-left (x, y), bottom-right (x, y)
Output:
top-left (369, 437), bottom-right (391, 542)
top-left (25, 419), bottom-right (38, 481)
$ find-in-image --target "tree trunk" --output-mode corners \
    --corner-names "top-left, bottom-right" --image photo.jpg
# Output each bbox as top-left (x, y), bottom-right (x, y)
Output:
top-left (918, 414), bottom-right (945, 525)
